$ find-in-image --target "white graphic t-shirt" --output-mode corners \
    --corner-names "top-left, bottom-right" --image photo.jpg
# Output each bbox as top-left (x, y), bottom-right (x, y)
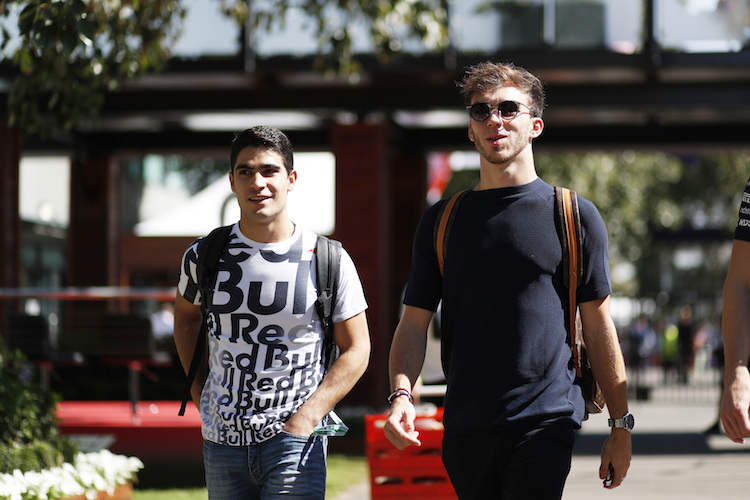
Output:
top-left (178, 224), bottom-right (367, 445)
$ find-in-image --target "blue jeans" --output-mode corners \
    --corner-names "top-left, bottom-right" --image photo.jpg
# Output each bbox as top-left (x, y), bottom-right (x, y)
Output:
top-left (204, 431), bottom-right (328, 499)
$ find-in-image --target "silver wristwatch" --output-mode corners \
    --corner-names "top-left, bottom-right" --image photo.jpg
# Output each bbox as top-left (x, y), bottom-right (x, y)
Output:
top-left (608, 412), bottom-right (635, 431)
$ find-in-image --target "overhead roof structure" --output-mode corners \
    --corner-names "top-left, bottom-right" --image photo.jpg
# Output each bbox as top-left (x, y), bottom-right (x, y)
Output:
top-left (2, 0), bottom-right (749, 154)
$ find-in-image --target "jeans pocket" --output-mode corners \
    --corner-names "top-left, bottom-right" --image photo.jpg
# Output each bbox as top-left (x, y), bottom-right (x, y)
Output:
top-left (279, 429), bottom-right (312, 441)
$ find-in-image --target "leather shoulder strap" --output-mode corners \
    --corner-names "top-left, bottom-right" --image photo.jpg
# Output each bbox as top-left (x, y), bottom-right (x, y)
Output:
top-left (556, 187), bottom-right (584, 377)
top-left (434, 189), bottom-right (469, 276)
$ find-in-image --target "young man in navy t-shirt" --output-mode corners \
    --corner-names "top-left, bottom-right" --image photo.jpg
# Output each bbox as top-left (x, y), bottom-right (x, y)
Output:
top-left (384, 62), bottom-right (632, 499)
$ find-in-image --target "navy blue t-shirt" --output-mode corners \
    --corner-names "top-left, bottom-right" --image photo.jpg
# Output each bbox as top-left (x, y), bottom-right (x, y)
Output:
top-left (734, 177), bottom-right (750, 242)
top-left (403, 178), bottom-right (612, 435)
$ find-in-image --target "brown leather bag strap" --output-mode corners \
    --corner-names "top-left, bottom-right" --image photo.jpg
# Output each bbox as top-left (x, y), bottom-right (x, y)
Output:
top-left (434, 189), bottom-right (469, 276)
top-left (556, 187), bottom-right (584, 377)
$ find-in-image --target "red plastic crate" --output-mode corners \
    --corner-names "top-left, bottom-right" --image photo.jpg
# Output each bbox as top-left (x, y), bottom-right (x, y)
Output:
top-left (365, 408), bottom-right (457, 500)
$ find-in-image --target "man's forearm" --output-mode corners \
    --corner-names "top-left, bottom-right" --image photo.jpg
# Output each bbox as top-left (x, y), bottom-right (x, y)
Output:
top-left (722, 240), bottom-right (750, 381)
top-left (580, 298), bottom-right (628, 416)
top-left (173, 296), bottom-right (204, 375)
top-left (722, 277), bottom-right (750, 380)
top-left (289, 342), bottom-right (370, 431)
top-left (591, 324), bottom-right (628, 417)
top-left (388, 322), bottom-right (429, 392)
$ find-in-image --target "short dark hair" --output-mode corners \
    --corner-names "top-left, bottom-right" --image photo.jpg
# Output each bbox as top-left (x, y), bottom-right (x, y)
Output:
top-left (457, 61), bottom-right (545, 118)
top-left (230, 126), bottom-right (294, 173)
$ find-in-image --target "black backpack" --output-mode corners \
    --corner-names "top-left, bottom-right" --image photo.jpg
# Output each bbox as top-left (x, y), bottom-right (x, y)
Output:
top-left (178, 226), bottom-right (341, 416)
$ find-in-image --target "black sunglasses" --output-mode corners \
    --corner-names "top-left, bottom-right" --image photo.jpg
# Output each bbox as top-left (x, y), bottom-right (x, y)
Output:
top-left (466, 100), bottom-right (532, 122)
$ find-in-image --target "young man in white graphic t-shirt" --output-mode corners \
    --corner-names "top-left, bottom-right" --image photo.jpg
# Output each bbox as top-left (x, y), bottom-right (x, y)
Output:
top-left (174, 126), bottom-right (370, 499)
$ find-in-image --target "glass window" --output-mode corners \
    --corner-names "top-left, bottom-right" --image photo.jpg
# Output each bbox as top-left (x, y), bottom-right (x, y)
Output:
top-left (19, 156), bottom-right (70, 227)
top-left (658, 0), bottom-right (749, 52)
top-left (453, 0), bottom-right (642, 53)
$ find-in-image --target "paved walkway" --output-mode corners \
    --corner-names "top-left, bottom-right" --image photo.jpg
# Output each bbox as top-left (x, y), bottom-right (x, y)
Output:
top-left (564, 400), bottom-right (750, 499)
top-left (335, 399), bottom-right (750, 499)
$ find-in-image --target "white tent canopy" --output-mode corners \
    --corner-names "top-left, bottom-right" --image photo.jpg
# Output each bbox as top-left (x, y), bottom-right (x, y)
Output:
top-left (134, 152), bottom-right (336, 237)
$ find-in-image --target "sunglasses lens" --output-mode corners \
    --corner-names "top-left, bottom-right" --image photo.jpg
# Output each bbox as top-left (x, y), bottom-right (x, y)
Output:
top-left (498, 101), bottom-right (520, 118)
top-left (469, 101), bottom-right (523, 121)
top-left (470, 103), bottom-right (492, 121)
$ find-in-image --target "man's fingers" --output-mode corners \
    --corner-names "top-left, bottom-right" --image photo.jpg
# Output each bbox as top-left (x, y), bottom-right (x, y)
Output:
top-left (384, 411), bottom-right (422, 450)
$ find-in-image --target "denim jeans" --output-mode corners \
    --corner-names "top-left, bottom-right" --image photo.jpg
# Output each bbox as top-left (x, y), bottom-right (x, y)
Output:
top-left (204, 431), bottom-right (328, 500)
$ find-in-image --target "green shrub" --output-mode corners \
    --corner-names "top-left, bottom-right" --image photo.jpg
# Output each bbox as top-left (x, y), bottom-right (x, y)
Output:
top-left (0, 337), bottom-right (78, 473)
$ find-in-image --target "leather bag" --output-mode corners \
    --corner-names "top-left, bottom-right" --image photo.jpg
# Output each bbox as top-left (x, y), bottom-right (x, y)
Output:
top-left (556, 186), bottom-right (605, 416)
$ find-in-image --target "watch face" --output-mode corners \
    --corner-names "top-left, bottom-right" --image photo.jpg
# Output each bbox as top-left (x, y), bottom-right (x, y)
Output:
top-left (609, 413), bottom-right (635, 430)
top-left (624, 413), bottom-right (635, 429)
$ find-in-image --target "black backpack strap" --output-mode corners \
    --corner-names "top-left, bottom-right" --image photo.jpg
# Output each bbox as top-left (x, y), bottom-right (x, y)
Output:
top-left (179, 225), bottom-right (233, 416)
top-left (434, 189), bottom-right (469, 276)
top-left (315, 235), bottom-right (342, 372)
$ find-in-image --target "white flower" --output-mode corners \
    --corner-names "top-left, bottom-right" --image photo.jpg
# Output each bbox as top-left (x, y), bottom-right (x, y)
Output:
top-left (0, 451), bottom-right (143, 500)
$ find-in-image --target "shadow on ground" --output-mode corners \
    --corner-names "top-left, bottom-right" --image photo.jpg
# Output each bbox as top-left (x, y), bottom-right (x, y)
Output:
top-left (574, 431), bottom-right (750, 456)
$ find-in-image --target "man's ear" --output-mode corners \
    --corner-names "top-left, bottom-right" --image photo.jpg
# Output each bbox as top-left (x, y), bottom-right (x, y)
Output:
top-left (229, 171), bottom-right (236, 193)
top-left (529, 117), bottom-right (544, 139)
top-left (287, 169), bottom-right (298, 192)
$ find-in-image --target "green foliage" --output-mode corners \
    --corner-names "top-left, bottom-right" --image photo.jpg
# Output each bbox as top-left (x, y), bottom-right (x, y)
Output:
top-left (0, 338), bottom-right (78, 473)
top-left (0, 438), bottom-right (78, 473)
top-left (537, 150), bottom-right (683, 264)
top-left (536, 149), bottom-right (749, 297)
top-left (1, 0), bottom-right (449, 137)
top-left (0, 0), bottom-right (186, 137)
top-left (220, 0), bottom-right (448, 76)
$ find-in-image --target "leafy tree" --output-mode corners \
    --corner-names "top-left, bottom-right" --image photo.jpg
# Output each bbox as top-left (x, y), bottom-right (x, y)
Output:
top-left (0, 0), bottom-right (448, 137)
top-left (536, 150), bottom-right (749, 301)
top-left (536, 150), bottom-right (683, 267)
top-left (0, 0), bottom-right (185, 137)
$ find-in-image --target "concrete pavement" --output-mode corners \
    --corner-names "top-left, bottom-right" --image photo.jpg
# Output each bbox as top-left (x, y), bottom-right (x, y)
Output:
top-left (564, 399), bottom-right (750, 499)
top-left (335, 397), bottom-right (750, 499)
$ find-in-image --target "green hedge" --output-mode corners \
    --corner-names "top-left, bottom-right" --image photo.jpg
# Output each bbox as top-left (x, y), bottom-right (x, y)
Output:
top-left (0, 337), bottom-right (78, 473)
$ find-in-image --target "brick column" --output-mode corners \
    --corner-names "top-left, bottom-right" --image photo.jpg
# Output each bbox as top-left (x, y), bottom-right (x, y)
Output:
top-left (389, 150), bottom-right (428, 317)
top-left (0, 126), bottom-right (21, 335)
top-left (65, 153), bottom-right (119, 342)
top-left (0, 125), bottom-right (21, 292)
top-left (330, 121), bottom-right (392, 406)
top-left (67, 154), bottom-right (118, 288)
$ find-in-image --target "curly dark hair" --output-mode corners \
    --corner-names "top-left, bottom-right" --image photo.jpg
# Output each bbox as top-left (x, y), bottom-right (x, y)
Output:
top-left (457, 61), bottom-right (546, 118)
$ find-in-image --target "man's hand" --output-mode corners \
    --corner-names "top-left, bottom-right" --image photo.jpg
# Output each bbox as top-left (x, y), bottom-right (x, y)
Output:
top-left (721, 367), bottom-right (750, 443)
top-left (599, 429), bottom-right (631, 489)
top-left (282, 412), bottom-right (317, 437)
top-left (383, 398), bottom-right (422, 450)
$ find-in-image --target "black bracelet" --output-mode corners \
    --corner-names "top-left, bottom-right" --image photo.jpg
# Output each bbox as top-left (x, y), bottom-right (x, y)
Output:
top-left (387, 388), bottom-right (414, 405)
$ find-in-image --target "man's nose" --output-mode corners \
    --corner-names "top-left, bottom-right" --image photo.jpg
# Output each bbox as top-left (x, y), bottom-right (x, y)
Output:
top-left (487, 108), bottom-right (505, 124)
top-left (250, 172), bottom-right (267, 188)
